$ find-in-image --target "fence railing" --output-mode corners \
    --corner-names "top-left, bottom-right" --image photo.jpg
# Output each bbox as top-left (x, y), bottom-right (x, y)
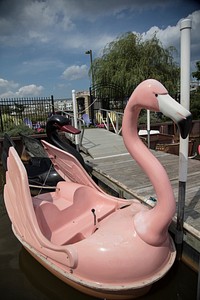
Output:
top-left (96, 108), bottom-right (124, 135)
top-left (0, 96), bottom-right (54, 132)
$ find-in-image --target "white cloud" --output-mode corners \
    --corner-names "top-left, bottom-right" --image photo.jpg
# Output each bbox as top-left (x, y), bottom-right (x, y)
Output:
top-left (140, 25), bottom-right (179, 48)
top-left (139, 10), bottom-right (200, 66)
top-left (16, 85), bottom-right (44, 97)
top-left (0, 0), bottom-right (172, 47)
top-left (1, 1), bottom-right (198, 57)
top-left (0, 78), bottom-right (19, 90)
top-left (0, 79), bottom-right (44, 98)
top-left (0, 78), bottom-right (19, 98)
top-left (62, 65), bottom-right (88, 80)
top-left (0, 91), bottom-right (15, 99)
top-left (142, 10), bottom-right (200, 47)
top-left (0, 0), bottom-right (75, 46)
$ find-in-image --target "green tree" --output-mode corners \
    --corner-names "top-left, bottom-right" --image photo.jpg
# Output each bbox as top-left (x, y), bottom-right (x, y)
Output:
top-left (190, 61), bottom-right (200, 120)
top-left (192, 61), bottom-right (200, 81)
top-left (190, 91), bottom-right (200, 120)
top-left (91, 32), bottom-right (179, 97)
top-left (14, 103), bottom-right (25, 117)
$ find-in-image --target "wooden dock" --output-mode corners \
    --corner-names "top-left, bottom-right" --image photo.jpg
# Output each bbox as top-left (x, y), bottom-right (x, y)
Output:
top-left (81, 128), bottom-right (200, 269)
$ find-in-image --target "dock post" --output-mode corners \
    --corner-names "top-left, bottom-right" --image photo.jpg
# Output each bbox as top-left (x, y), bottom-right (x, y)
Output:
top-left (147, 109), bottom-right (150, 148)
top-left (175, 19), bottom-right (192, 259)
top-left (72, 89), bottom-right (80, 151)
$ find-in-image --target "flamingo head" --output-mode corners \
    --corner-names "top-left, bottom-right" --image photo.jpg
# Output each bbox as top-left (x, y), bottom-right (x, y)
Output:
top-left (130, 79), bottom-right (192, 139)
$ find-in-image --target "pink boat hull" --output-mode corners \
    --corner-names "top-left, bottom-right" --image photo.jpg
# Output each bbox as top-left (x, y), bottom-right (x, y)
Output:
top-left (4, 146), bottom-right (176, 299)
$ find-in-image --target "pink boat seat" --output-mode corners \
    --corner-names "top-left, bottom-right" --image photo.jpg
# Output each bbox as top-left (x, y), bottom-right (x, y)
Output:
top-left (33, 181), bottom-right (84, 210)
top-left (35, 185), bottom-right (118, 246)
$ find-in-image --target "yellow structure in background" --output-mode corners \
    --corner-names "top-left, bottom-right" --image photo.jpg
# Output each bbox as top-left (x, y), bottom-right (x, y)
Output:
top-left (76, 90), bottom-right (91, 117)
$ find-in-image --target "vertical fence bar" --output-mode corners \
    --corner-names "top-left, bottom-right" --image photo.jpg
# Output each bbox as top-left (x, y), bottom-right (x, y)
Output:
top-left (116, 112), bottom-right (119, 134)
top-left (0, 108), bottom-right (3, 132)
top-left (106, 111), bottom-right (110, 131)
top-left (51, 95), bottom-right (55, 115)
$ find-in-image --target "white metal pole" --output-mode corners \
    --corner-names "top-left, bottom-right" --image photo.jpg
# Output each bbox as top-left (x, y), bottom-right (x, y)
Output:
top-left (176, 19), bottom-right (192, 257)
top-left (147, 110), bottom-right (150, 148)
top-left (72, 89), bottom-right (79, 151)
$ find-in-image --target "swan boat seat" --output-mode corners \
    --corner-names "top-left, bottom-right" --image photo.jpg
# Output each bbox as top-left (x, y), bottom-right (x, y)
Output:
top-left (5, 146), bottom-right (133, 249)
top-left (33, 183), bottom-right (119, 246)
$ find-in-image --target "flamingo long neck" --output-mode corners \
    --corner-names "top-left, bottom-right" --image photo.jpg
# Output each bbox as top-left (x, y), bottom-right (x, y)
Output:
top-left (122, 105), bottom-right (176, 246)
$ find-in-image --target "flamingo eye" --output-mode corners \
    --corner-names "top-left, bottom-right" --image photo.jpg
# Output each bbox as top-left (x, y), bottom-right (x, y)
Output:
top-left (155, 94), bottom-right (158, 97)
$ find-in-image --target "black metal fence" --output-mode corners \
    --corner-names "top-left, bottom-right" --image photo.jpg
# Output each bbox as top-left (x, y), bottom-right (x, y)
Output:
top-left (89, 83), bottom-right (128, 123)
top-left (0, 96), bottom-right (54, 132)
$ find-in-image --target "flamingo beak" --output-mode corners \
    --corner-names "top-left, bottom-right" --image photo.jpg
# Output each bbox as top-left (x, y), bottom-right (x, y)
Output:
top-left (157, 94), bottom-right (192, 139)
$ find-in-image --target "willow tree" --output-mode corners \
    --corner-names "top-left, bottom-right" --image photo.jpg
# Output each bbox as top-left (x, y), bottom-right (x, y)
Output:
top-left (91, 32), bottom-right (179, 97)
top-left (192, 61), bottom-right (200, 81)
top-left (190, 61), bottom-right (200, 120)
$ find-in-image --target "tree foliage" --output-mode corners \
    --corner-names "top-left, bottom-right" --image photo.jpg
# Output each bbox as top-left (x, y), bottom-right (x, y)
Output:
top-left (192, 61), bottom-right (200, 81)
top-left (190, 61), bottom-right (200, 120)
top-left (91, 32), bottom-right (179, 97)
top-left (190, 91), bottom-right (200, 120)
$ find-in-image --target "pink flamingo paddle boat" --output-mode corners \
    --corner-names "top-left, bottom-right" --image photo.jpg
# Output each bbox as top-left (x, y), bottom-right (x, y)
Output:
top-left (4, 79), bottom-right (192, 299)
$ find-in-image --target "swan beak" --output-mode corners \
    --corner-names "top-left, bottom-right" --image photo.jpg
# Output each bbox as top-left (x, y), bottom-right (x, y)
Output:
top-left (60, 125), bottom-right (81, 135)
top-left (157, 94), bottom-right (192, 139)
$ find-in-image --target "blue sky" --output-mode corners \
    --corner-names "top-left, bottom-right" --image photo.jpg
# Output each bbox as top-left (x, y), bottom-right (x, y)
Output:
top-left (0, 0), bottom-right (200, 99)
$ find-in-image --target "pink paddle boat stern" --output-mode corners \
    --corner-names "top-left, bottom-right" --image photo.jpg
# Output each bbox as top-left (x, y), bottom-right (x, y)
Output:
top-left (4, 79), bottom-right (192, 299)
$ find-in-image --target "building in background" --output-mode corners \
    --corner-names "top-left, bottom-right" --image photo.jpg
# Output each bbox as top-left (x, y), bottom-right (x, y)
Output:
top-left (54, 91), bottom-right (91, 117)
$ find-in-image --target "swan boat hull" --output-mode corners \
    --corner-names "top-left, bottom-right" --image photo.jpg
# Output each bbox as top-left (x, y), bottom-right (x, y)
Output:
top-left (4, 144), bottom-right (176, 299)
top-left (17, 231), bottom-right (175, 299)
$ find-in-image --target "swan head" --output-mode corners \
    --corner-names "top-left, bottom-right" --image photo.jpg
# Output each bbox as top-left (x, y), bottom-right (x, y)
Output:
top-left (130, 79), bottom-right (192, 139)
top-left (46, 115), bottom-right (81, 135)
